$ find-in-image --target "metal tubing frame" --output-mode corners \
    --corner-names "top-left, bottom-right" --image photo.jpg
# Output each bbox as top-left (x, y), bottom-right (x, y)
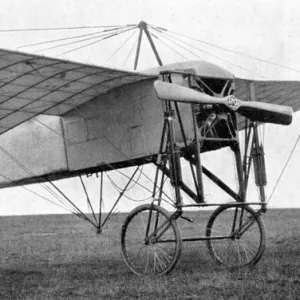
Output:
top-left (174, 102), bottom-right (199, 192)
top-left (153, 72), bottom-right (267, 210)
top-left (134, 21), bottom-right (162, 70)
top-left (248, 82), bottom-right (267, 211)
top-left (165, 99), bottom-right (183, 207)
top-left (229, 113), bottom-right (246, 200)
top-left (98, 171), bottom-right (104, 232)
top-left (134, 27), bottom-right (143, 70)
top-left (191, 104), bottom-right (205, 202)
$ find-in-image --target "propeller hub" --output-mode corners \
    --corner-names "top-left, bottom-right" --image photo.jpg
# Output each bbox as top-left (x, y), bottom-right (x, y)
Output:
top-left (226, 95), bottom-right (240, 111)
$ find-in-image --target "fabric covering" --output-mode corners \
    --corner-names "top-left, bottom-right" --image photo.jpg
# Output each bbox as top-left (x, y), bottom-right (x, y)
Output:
top-left (235, 78), bottom-right (300, 128)
top-left (0, 48), bottom-right (154, 134)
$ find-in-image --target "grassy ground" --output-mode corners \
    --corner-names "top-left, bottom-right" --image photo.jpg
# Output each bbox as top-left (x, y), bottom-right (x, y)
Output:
top-left (0, 209), bottom-right (299, 300)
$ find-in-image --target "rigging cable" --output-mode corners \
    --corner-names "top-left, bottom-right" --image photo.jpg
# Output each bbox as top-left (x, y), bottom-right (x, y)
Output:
top-left (0, 144), bottom-right (70, 206)
top-left (79, 175), bottom-right (97, 223)
top-left (107, 28), bottom-right (138, 62)
top-left (0, 172), bottom-right (74, 213)
top-left (150, 24), bottom-right (300, 76)
top-left (122, 34), bottom-right (138, 68)
top-left (17, 26), bottom-right (132, 50)
top-left (268, 134), bottom-right (300, 203)
top-left (106, 165), bottom-right (144, 192)
top-left (150, 32), bottom-right (189, 62)
top-left (4, 21), bottom-right (300, 75)
top-left (0, 24), bottom-right (135, 32)
top-left (57, 26), bottom-right (137, 56)
top-left (105, 169), bottom-right (154, 202)
top-left (149, 27), bottom-right (203, 61)
top-left (0, 140), bottom-right (94, 219)
top-left (38, 26), bottom-right (136, 53)
top-left (149, 26), bottom-right (265, 79)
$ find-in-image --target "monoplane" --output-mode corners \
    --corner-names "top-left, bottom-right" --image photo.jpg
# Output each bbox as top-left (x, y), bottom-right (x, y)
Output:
top-left (0, 21), bottom-right (299, 275)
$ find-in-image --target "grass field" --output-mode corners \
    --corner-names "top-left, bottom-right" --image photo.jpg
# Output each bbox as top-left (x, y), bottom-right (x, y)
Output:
top-left (0, 208), bottom-right (299, 300)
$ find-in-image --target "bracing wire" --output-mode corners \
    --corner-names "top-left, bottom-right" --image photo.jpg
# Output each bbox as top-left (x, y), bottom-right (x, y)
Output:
top-left (105, 168), bottom-right (154, 202)
top-left (79, 175), bottom-right (97, 223)
top-left (150, 26), bottom-right (265, 78)
top-left (0, 24), bottom-right (134, 32)
top-left (268, 134), bottom-right (300, 203)
top-left (47, 180), bottom-right (97, 225)
top-left (0, 144), bottom-right (77, 212)
top-left (38, 31), bottom-right (114, 52)
top-left (150, 32), bottom-right (189, 61)
top-left (5, 21), bottom-right (300, 76)
top-left (38, 26), bottom-right (136, 53)
top-left (106, 165), bottom-right (171, 204)
top-left (149, 27), bottom-right (203, 61)
top-left (0, 172), bottom-right (74, 213)
top-left (100, 134), bottom-right (160, 188)
top-left (17, 29), bottom-right (117, 50)
top-left (57, 26), bottom-right (137, 56)
top-left (107, 28), bottom-right (138, 62)
top-left (122, 36), bottom-right (138, 68)
top-left (150, 24), bottom-right (300, 76)
top-left (107, 165), bottom-right (144, 192)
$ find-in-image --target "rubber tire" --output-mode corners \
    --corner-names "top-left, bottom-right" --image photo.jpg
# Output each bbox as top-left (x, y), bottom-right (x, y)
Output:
top-left (206, 204), bottom-right (266, 269)
top-left (121, 204), bottom-right (182, 275)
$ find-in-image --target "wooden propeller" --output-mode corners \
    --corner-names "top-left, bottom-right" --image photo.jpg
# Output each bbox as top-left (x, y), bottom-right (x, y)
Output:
top-left (154, 81), bottom-right (293, 125)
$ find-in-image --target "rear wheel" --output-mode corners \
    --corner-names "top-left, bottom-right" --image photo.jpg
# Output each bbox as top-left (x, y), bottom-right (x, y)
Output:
top-left (206, 204), bottom-right (266, 269)
top-left (121, 204), bottom-right (182, 275)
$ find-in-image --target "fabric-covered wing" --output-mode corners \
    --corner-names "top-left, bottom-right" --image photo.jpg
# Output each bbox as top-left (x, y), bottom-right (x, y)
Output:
top-left (234, 78), bottom-right (300, 128)
top-left (0, 48), bottom-right (155, 134)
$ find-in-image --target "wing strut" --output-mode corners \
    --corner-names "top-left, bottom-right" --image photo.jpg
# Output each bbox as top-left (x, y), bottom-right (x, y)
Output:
top-left (134, 21), bottom-right (163, 70)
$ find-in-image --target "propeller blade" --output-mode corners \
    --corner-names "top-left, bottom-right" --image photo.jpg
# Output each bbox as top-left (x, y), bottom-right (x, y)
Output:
top-left (154, 80), bottom-right (224, 105)
top-left (235, 101), bottom-right (293, 125)
top-left (154, 81), bottom-right (293, 125)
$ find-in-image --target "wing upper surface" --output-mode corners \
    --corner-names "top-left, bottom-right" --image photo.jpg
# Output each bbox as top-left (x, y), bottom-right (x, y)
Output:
top-left (0, 48), bottom-right (155, 134)
top-left (235, 79), bottom-right (300, 111)
top-left (235, 78), bottom-right (300, 128)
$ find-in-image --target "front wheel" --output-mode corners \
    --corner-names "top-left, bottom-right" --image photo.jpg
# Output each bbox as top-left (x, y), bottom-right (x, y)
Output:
top-left (121, 204), bottom-right (182, 275)
top-left (206, 204), bottom-right (266, 270)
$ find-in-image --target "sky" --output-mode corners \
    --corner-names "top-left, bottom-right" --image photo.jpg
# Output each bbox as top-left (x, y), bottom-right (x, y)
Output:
top-left (0, 0), bottom-right (299, 215)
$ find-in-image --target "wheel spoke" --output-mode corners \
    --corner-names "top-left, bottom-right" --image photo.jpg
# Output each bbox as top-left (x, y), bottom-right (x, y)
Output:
top-left (121, 204), bottom-right (182, 275)
top-left (154, 249), bottom-right (167, 271)
top-left (156, 246), bottom-right (172, 265)
top-left (206, 204), bottom-right (266, 269)
top-left (242, 242), bottom-right (250, 262)
top-left (130, 244), bottom-right (146, 265)
top-left (234, 240), bottom-right (242, 266)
